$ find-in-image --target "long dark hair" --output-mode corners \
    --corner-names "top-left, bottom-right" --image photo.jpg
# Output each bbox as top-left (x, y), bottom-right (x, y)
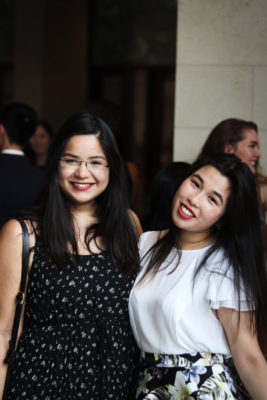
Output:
top-left (141, 153), bottom-right (267, 346)
top-left (141, 161), bottom-right (190, 231)
top-left (24, 112), bottom-right (139, 275)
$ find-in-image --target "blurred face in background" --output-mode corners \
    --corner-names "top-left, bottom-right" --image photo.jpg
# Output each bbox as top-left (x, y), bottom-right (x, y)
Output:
top-left (224, 129), bottom-right (261, 174)
top-left (29, 124), bottom-right (52, 156)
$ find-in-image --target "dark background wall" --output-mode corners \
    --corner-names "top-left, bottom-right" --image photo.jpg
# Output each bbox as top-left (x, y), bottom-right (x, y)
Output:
top-left (0, 0), bottom-right (177, 211)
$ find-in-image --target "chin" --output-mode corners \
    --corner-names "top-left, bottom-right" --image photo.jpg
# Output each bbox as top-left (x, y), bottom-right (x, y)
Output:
top-left (251, 167), bottom-right (256, 174)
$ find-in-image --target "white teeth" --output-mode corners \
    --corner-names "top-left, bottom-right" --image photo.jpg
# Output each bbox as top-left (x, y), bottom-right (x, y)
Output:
top-left (74, 183), bottom-right (90, 187)
top-left (181, 204), bottom-right (193, 217)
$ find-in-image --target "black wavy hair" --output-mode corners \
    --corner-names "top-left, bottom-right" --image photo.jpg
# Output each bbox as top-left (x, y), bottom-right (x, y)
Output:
top-left (141, 153), bottom-right (267, 347)
top-left (24, 112), bottom-right (140, 276)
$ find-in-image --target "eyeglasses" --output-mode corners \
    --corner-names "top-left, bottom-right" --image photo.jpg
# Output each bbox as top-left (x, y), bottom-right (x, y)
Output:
top-left (59, 157), bottom-right (109, 172)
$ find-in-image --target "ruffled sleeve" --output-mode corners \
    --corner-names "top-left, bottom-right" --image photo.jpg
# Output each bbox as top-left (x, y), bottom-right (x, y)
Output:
top-left (138, 231), bottom-right (160, 260)
top-left (204, 253), bottom-right (254, 312)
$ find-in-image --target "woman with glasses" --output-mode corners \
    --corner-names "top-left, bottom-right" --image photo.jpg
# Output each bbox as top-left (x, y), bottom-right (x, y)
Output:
top-left (0, 112), bottom-right (142, 399)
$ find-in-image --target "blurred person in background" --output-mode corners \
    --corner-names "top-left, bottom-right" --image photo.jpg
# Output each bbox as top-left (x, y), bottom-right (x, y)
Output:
top-left (0, 102), bottom-right (44, 228)
top-left (25, 120), bottom-right (54, 168)
top-left (197, 118), bottom-right (267, 244)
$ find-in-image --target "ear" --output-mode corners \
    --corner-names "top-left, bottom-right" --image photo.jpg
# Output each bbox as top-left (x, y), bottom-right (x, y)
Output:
top-left (224, 144), bottom-right (235, 154)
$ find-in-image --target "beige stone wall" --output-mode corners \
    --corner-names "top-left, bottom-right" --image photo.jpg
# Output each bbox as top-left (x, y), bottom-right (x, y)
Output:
top-left (174, 0), bottom-right (267, 173)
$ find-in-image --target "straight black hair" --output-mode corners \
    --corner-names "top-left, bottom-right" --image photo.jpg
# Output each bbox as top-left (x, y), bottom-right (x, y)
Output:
top-left (141, 153), bottom-right (267, 347)
top-left (24, 112), bottom-right (140, 276)
top-left (142, 162), bottom-right (190, 231)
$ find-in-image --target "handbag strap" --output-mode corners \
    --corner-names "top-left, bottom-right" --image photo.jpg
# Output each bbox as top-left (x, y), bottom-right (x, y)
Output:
top-left (4, 218), bottom-right (29, 364)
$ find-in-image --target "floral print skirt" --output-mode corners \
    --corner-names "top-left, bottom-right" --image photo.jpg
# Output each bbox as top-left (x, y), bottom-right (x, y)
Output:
top-left (134, 351), bottom-right (248, 400)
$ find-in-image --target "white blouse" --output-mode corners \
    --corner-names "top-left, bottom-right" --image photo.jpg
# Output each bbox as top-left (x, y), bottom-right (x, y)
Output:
top-left (129, 231), bottom-right (253, 356)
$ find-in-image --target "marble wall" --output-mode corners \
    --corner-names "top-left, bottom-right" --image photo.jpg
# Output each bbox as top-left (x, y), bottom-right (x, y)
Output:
top-left (174, 0), bottom-right (267, 173)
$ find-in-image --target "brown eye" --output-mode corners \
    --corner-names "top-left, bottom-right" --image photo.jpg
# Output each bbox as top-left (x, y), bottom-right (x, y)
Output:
top-left (191, 179), bottom-right (200, 188)
top-left (209, 196), bottom-right (217, 205)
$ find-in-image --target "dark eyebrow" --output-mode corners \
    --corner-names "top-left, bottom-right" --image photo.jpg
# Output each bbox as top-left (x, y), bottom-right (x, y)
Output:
top-left (191, 173), bottom-right (203, 183)
top-left (213, 191), bottom-right (224, 204)
top-left (62, 153), bottom-right (106, 160)
top-left (88, 156), bottom-right (106, 160)
top-left (62, 153), bottom-right (79, 158)
top-left (191, 173), bottom-right (224, 204)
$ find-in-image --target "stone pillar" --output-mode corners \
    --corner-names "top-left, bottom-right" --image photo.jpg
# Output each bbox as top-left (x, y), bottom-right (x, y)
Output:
top-left (173, 0), bottom-right (267, 173)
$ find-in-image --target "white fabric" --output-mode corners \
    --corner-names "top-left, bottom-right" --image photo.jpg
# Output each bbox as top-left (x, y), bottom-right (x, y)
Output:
top-left (129, 231), bottom-right (253, 356)
top-left (1, 149), bottom-right (24, 155)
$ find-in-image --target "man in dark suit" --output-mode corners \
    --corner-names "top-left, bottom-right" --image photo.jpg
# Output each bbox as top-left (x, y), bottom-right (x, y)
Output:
top-left (0, 103), bottom-right (44, 228)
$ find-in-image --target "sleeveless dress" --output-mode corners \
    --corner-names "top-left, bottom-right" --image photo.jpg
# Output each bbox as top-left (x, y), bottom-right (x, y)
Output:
top-left (7, 234), bottom-right (138, 400)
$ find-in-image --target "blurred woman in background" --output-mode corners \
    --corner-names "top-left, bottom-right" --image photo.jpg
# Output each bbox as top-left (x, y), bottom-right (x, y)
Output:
top-left (25, 120), bottom-right (54, 168)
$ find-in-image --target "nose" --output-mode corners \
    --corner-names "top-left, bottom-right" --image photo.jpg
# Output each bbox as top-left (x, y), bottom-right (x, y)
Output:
top-left (74, 162), bottom-right (91, 177)
top-left (187, 191), bottom-right (202, 208)
top-left (255, 147), bottom-right (261, 158)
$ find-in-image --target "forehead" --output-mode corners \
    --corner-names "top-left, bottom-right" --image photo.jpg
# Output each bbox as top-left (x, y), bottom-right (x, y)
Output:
top-left (239, 129), bottom-right (259, 144)
top-left (35, 125), bottom-right (50, 136)
top-left (192, 165), bottom-right (230, 194)
top-left (63, 134), bottom-right (105, 155)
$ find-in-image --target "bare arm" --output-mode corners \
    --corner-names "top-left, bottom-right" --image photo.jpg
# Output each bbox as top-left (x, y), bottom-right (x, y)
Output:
top-left (218, 307), bottom-right (267, 399)
top-left (129, 209), bottom-right (143, 237)
top-left (0, 219), bottom-right (25, 398)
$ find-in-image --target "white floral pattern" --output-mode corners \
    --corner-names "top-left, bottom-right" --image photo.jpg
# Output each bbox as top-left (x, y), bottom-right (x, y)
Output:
top-left (136, 352), bottom-right (246, 400)
top-left (7, 237), bottom-right (138, 399)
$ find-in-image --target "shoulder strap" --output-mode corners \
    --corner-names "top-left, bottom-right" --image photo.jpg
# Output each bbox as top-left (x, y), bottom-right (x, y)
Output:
top-left (4, 218), bottom-right (29, 364)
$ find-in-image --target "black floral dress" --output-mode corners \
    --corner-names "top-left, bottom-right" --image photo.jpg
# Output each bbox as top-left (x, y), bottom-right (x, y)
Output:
top-left (7, 236), bottom-right (138, 399)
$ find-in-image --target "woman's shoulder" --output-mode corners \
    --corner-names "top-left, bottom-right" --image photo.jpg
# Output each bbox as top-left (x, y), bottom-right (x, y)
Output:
top-left (0, 219), bottom-right (27, 280)
top-left (128, 209), bottom-right (143, 236)
top-left (203, 247), bottom-right (233, 277)
top-left (139, 230), bottom-right (167, 251)
top-left (0, 218), bottom-right (37, 249)
top-left (0, 218), bottom-right (23, 240)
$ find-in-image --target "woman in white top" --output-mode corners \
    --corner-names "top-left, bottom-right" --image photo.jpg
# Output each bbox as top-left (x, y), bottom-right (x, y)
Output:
top-left (129, 153), bottom-right (267, 399)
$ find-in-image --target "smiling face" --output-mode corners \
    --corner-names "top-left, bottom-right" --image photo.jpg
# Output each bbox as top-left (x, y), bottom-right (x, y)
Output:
top-left (58, 134), bottom-right (109, 211)
top-left (225, 129), bottom-right (261, 174)
top-left (172, 165), bottom-right (230, 245)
